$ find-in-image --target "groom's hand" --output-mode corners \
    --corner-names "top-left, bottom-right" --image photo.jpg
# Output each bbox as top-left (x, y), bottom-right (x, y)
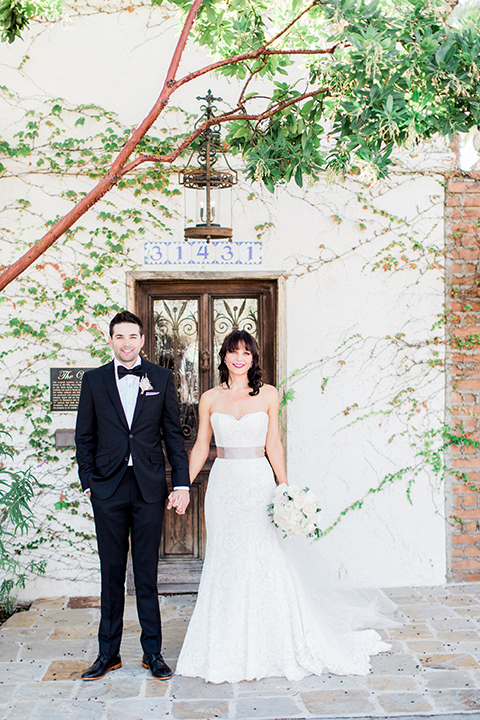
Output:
top-left (167, 488), bottom-right (190, 515)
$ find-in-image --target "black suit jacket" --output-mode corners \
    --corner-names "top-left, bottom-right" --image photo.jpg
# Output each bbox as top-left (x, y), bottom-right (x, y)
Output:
top-left (75, 359), bottom-right (189, 502)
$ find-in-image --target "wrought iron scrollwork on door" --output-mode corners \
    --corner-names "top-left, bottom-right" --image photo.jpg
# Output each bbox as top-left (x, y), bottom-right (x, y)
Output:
top-left (153, 299), bottom-right (199, 442)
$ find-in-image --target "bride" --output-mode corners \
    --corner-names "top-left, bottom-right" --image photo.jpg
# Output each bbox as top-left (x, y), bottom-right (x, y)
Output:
top-left (174, 330), bottom-right (394, 684)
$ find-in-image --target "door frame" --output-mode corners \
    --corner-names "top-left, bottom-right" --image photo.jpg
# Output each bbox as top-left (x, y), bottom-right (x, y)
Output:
top-left (125, 271), bottom-right (287, 592)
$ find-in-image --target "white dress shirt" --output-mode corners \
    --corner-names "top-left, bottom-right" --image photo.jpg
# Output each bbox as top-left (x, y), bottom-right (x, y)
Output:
top-left (114, 357), bottom-right (141, 461)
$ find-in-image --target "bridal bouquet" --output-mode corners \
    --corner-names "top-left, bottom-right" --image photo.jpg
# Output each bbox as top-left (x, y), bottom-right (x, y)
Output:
top-left (268, 484), bottom-right (322, 539)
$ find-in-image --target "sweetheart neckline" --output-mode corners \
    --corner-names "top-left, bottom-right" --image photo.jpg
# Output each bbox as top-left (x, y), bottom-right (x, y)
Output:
top-left (210, 411), bottom-right (269, 422)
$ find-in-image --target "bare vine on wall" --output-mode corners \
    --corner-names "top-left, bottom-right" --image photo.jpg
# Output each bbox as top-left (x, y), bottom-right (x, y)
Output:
top-left (271, 161), bottom-right (480, 536)
top-left (0, 90), bottom-right (194, 595)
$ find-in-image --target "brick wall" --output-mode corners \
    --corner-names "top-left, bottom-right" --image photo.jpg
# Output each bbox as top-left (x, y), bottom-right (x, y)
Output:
top-left (445, 171), bottom-right (480, 581)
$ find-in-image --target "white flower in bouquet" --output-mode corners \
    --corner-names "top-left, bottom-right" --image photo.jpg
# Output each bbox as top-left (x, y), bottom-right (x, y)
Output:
top-left (291, 508), bottom-right (304, 525)
top-left (275, 512), bottom-right (289, 528)
top-left (302, 500), bottom-right (318, 517)
top-left (268, 484), bottom-right (322, 539)
top-left (287, 485), bottom-right (301, 499)
top-left (293, 494), bottom-right (306, 510)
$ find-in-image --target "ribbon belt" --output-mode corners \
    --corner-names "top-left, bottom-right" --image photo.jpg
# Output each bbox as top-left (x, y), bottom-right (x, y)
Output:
top-left (216, 446), bottom-right (265, 460)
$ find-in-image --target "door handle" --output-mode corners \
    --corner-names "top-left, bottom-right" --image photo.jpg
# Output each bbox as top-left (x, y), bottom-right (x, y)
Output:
top-left (200, 350), bottom-right (211, 372)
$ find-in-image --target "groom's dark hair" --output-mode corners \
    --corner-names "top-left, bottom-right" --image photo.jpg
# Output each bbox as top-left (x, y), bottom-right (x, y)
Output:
top-left (109, 311), bottom-right (144, 337)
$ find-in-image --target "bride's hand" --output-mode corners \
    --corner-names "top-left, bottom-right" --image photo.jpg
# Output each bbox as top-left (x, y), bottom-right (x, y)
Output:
top-left (167, 488), bottom-right (190, 514)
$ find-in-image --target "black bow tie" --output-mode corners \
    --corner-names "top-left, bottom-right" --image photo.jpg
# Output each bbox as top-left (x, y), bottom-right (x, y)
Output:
top-left (117, 364), bottom-right (143, 379)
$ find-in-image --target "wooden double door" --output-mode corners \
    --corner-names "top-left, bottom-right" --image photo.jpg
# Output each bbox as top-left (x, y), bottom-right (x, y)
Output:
top-left (135, 278), bottom-right (277, 592)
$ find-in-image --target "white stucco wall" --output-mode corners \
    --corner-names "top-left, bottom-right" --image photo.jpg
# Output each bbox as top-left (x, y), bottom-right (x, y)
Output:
top-left (0, 3), bottom-right (455, 599)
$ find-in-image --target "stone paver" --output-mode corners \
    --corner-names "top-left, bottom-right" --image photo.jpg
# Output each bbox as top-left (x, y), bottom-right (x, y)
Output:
top-left (171, 699), bottom-right (230, 719)
top-left (235, 696), bottom-right (304, 718)
top-left (376, 693), bottom-right (434, 714)
top-left (2, 585), bottom-right (480, 719)
top-left (29, 597), bottom-right (67, 611)
top-left (429, 688), bottom-right (480, 712)
top-left (301, 689), bottom-right (376, 715)
top-left (418, 653), bottom-right (479, 670)
top-left (106, 698), bottom-right (167, 719)
top-left (41, 659), bottom-right (91, 681)
top-left (170, 676), bottom-right (235, 699)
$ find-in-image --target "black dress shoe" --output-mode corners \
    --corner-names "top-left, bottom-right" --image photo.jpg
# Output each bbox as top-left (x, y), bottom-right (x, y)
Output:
top-left (81, 653), bottom-right (122, 680)
top-left (142, 652), bottom-right (172, 680)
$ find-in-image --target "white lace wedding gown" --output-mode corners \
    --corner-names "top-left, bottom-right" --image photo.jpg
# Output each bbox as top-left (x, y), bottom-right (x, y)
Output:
top-left (175, 411), bottom-right (392, 684)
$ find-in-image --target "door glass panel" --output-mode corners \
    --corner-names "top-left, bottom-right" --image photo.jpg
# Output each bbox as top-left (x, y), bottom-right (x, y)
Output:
top-left (153, 299), bottom-right (199, 441)
top-left (213, 298), bottom-right (259, 385)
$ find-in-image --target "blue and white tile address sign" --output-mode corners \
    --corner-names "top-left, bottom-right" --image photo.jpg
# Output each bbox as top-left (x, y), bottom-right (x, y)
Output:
top-left (144, 240), bottom-right (262, 265)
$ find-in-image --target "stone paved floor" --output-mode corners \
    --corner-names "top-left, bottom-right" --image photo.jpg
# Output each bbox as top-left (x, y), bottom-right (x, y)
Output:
top-left (1, 584), bottom-right (480, 719)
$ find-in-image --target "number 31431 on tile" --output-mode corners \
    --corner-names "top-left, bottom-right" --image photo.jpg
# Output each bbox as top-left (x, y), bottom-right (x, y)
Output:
top-left (144, 241), bottom-right (262, 265)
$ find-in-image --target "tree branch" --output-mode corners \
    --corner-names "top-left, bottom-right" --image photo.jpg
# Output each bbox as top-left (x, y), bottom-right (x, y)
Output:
top-left (119, 88), bottom-right (327, 174)
top-left (267, 0), bottom-right (323, 47)
top-left (173, 46), bottom-right (337, 92)
top-left (0, 0), bottom-right (204, 292)
top-left (238, 58), bottom-right (269, 111)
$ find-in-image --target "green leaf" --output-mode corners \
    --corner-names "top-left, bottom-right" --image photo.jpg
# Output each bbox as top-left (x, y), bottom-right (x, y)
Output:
top-left (294, 166), bottom-right (303, 188)
top-left (264, 175), bottom-right (275, 193)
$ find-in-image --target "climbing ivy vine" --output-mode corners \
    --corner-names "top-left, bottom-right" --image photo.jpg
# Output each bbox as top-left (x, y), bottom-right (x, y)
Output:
top-left (0, 88), bottom-right (195, 600)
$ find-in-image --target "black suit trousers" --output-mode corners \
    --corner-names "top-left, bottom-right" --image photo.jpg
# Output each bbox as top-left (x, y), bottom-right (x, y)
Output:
top-left (91, 468), bottom-right (165, 655)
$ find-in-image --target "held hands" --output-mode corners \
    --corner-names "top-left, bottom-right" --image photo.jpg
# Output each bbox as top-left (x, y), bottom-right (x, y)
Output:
top-left (167, 488), bottom-right (190, 515)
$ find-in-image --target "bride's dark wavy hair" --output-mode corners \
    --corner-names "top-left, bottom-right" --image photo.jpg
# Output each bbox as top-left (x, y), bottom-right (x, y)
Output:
top-left (218, 330), bottom-right (264, 397)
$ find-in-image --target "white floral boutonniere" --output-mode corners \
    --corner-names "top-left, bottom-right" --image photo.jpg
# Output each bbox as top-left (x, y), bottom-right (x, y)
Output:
top-left (139, 374), bottom-right (153, 394)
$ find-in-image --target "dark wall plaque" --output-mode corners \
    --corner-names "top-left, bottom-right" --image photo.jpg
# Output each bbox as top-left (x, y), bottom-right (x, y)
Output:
top-left (50, 368), bottom-right (93, 412)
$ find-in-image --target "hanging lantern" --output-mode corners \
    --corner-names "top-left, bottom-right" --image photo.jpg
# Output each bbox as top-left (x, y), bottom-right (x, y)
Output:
top-left (180, 90), bottom-right (238, 242)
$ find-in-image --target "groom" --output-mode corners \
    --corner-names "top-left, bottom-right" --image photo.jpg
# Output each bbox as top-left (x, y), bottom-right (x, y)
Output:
top-left (75, 310), bottom-right (190, 681)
